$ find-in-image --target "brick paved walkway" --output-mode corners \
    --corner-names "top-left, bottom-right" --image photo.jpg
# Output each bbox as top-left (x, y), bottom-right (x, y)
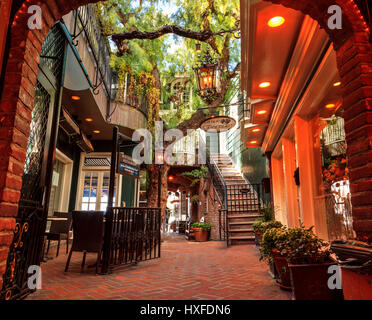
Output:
top-left (28, 234), bottom-right (291, 300)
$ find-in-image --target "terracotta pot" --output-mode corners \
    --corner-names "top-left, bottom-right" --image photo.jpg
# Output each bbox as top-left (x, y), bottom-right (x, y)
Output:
top-left (272, 249), bottom-right (292, 290)
top-left (193, 228), bottom-right (209, 242)
top-left (289, 261), bottom-right (344, 300)
top-left (341, 267), bottom-right (372, 300)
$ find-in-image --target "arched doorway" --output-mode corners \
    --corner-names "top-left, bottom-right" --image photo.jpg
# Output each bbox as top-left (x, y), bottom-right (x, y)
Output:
top-left (0, 0), bottom-right (370, 299)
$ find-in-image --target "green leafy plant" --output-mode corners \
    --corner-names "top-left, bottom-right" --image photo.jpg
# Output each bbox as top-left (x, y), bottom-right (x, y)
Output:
top-left (259, 226), bottom-right (288, 261)
top-left (190, 194), bottom-right (199, 204)
top-left (252, 220), bottom-right (282, 234)
top-left (260, 202), bottom-right (275, 222)
top-left (260, 226), bottom-right (332, 264)
top-left (191, 222), bottom-right (211, 231)
top-left (276, 227), bottom-right (332, 264)
top-left (253, 202), bottom-right (279, 234)
top-left (181, 166), bottom-right (209, 187)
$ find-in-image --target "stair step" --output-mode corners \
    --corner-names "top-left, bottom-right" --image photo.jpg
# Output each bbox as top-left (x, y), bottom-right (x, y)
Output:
top-left (229, 235), bottom-right (255, 240)
top-left (228, 214), bottom-right (261, 219)
top-left (229, 221), bottom-right (254, 225)
top-left (229, 228), bottom-right (253, 232)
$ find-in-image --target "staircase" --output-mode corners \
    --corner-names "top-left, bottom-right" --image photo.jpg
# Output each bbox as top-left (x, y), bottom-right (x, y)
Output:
top-left (210, 154), bottom-right (262, 245)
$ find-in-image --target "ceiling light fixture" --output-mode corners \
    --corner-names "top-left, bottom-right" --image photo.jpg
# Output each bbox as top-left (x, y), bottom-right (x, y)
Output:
top-left (252, 128), bottom-right (261, 133)
top-left (257, 110), bottom-right (267, 115)
top-left (325, 103), bottom-right (336, 109)
top-left (71, 95), bottom-right (81, 101)
top-left (333, 81), bottom-right (341, 87)
top-left (84, 117), bottom-right (93, 122)
top-left (259, 81), bottom-right (271, 88)
top-left (93, 130), bottom-right (100, 134)
top-left (250, 141), bottom-right (258, 144)
top-left (268, 16), bottom-right (285, 28)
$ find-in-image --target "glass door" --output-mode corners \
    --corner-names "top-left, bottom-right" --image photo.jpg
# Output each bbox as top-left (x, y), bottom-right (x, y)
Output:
top-left (82, 172), bottom-right (98, 211)
top-left (81, 171), bottom-right (116, 211)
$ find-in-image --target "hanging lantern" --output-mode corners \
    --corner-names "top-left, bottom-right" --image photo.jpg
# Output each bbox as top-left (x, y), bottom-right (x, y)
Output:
top-left (193, 50), bottom-right (218, 104)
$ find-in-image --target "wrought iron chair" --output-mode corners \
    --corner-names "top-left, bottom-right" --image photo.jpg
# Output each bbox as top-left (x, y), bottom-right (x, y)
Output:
top-left (44, 212), bottom-right (72, 257)
top-left (64, 211), bottom-right (104, 274)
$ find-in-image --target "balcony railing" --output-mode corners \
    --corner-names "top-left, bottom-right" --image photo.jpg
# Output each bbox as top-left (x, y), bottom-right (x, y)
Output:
top-left (72, 4), bottom-right (113, 99)
top-left (111, 74), bottom-right (149, 117)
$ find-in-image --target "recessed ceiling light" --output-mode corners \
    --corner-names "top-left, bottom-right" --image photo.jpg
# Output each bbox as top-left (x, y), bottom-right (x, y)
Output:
top-left (333, 81), bottom-right (341, 87)
top-left (268, 16), bottom-right (285, 28)
top-left (259, 81), bottom-right (271, 88)
top-left (71, 95), bottom-right (80, 101)
top-left (257, 110), bottom-right (267, 115)
top-left (85, 117), bottom-right (93, 122)
top-left (325, 103), bottom-right (336, 109)
top-left (250, 140), bottom-right (258, 144)
top-left (93, 130), bottom-right (100, 134)
top-left (252, 128), bottom-right (261, 133)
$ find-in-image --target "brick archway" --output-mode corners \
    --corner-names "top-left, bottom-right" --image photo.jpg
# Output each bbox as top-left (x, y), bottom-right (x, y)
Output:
top-left (0, 0), bottom-right (371, 289)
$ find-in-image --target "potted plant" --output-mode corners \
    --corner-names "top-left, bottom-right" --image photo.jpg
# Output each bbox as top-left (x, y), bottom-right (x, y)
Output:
top-left (191, 222), bottom-right (211, 242)
top-left (278, 227), bottom-right (343, 300)
top-left (260, 226), bottom-right (292, 290)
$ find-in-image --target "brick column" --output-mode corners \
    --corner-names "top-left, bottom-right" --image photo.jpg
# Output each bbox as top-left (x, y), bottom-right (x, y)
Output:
top-left (336, 36), bottom-right (372, 242)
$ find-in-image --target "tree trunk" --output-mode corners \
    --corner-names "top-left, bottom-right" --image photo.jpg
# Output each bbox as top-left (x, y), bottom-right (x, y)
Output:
top-left (147, 163), bottom-right (170, 220)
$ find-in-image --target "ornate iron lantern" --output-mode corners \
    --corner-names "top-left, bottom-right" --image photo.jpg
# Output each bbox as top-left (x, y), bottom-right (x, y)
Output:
top-left (194, 50), bottom-right (218, 104)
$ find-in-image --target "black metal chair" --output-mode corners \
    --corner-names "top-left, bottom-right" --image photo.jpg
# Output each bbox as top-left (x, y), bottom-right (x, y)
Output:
top-left (45, 212), bottom-right (72, 257)
top-left (64, 211), bottom-right (104, 274)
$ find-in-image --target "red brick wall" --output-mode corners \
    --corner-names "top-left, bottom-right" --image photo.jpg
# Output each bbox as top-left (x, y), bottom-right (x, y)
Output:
top-left (198, 179), bottom-right (222, 241)
top-left (0, 0), bottom-right (98, 291)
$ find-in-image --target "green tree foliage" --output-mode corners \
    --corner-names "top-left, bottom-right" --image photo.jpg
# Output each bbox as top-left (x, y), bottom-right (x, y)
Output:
top-left (95, 0), bottom-right (240, 129)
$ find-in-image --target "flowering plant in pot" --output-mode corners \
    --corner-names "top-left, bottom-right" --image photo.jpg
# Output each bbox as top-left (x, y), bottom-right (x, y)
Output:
top-left (191, 222), bottom-right (211, 242)
top-left (277, 227), bottom-right (343, 300)
top-left (260, 226), bottom-right (292, 290)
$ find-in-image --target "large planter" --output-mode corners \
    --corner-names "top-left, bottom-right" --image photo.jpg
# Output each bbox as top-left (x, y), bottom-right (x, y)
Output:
top-left (289, 261), bottom-right (344, 300)
top-left (272, 249), bottom-right (292, 290)
top-left (193, 228), bottom-right (209, 242)
top-left (341, 267), bottom-right (372, 300)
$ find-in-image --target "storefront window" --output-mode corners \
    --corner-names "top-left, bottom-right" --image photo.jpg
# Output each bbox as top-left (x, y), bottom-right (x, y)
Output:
top-left (320, 116), bottom-right (354, 240)
top-left (48, 159), bottom-right (66, 215)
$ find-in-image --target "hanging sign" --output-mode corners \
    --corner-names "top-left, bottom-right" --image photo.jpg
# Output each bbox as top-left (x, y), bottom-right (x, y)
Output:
top-left (200, 116), bottom-right (236, 132)
top-left (117, 153), bottom-right (140, 178)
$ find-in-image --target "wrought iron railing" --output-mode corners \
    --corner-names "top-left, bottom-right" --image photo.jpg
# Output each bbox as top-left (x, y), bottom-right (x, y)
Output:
top-left (199, 135), bottom-right (228, 210)
top-left (226, 184), bottom-right (262, 214)
top-left (111, 74), bottom-right (149, 117)
top-left (72, 4), bottom-right (113, 98)
top-left (101, 207), bottom-right (161, 273)
top-left (218, 208), bottom-right (228, 241)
